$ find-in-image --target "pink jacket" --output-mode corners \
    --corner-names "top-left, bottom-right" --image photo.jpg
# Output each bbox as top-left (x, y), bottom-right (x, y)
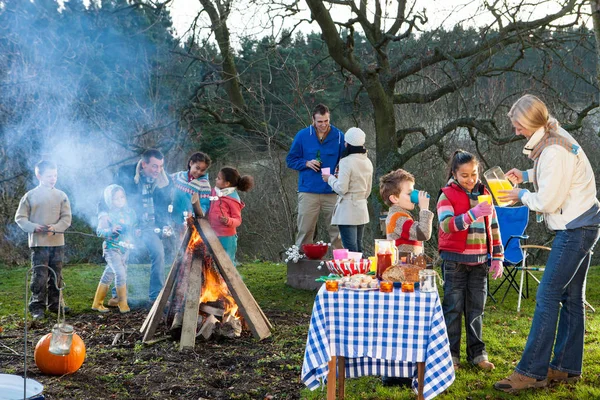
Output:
top-left (206, 188), bottom-right (244, 237)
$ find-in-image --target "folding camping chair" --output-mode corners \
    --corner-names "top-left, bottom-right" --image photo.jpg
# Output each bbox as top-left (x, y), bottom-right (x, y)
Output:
top-left (490, 206), bottom-right (551, 312)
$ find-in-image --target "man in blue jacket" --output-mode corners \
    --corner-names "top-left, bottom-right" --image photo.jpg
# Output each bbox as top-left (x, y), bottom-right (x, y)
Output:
top-left (286, 104), bottom-right (344, 249)
top-left (110, 149), bottom-right (172, 305)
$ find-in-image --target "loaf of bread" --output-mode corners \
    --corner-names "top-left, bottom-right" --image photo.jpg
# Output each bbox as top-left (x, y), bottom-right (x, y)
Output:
top-left (382, 265), bottom-right (404, 282)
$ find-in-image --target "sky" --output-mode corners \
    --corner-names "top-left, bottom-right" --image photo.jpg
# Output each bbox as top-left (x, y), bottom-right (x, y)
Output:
top-left (167, 0), bottom-right (573, 43)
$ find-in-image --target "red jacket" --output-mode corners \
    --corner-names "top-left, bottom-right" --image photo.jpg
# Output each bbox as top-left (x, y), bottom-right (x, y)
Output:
top-left (206, 188), bottom-right (244, 237)
top-left (438, 183), bottom-right (493, 254)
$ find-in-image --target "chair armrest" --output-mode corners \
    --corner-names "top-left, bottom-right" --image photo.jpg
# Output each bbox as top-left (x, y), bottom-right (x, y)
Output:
top-left (520, 245), bottom-right (551, 251)
top-left (506, 235), bottom-right (530, 249)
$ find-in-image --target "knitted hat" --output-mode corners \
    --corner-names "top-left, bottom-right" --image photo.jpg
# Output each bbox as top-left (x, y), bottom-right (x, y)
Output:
top-left (344, 127), bottom-right (366, 146)
top-left (103, 184), bottom-right (125, 208)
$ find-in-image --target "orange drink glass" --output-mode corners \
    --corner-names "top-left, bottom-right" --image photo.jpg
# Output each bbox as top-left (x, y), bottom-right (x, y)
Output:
top-left (401, 282), bottom-right (415, 293)
top-left (325, 280), bottom-right (339, 292)
top-left (379, 281), bottom-right (393, 293)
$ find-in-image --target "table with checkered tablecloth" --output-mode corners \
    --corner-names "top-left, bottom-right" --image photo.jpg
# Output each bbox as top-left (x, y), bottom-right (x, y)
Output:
top-left (302, 285), bottom-right (455, 399)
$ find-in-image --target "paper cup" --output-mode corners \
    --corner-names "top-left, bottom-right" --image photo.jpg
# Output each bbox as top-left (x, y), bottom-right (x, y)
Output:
top-left (321, 167), bottom-right (330, 175)
top-left (332, 249), bottom-right (349, 260)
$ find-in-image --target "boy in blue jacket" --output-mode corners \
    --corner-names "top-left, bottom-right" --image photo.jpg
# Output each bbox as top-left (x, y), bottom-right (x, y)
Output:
top-left (286, 104), bottom-right (345, 249)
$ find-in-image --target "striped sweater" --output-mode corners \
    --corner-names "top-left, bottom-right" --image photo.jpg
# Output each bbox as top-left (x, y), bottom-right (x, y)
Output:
top-left (385, 205), bottom-right (434, 256)
top-left (437, 181), bottom-right (503, 264)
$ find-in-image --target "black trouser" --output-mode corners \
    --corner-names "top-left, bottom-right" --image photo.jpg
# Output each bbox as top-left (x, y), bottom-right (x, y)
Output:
top-left (29, 246), bottom-right (64, 313)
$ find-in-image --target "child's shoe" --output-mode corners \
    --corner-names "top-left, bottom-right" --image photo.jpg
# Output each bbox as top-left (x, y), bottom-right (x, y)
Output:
top-left (107, 297), bottom-right (119, 307)
top-left (116, 286), bottom-right (130, 313)
top-left (91, 283), bottom-right (110, 313)
top-left (477, 360), bottom-right (495, 370)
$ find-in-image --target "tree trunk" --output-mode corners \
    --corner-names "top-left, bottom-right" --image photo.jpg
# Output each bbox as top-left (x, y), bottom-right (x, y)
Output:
top-left (363, 75), bottom-right (396, 176)
top-left (591, 0), bottom-right (600, 99)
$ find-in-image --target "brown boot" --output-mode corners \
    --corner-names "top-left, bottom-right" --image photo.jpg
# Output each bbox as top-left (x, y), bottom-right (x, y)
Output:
top-left (116, 285), bottom-right (130, 314)
top-left (494, 371), bottom-right (547, 393)
top-left (91, 283), bottom-right (110, 313)
top-left (477, 360), bottom-right (495, 370)
top-left (547, 368), bottom-right (581, 384)
top-left (107, 296), bottom-right (119, 307)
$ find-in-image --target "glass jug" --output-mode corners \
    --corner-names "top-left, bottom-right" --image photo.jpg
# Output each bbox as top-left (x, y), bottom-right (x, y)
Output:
top-left (49, 323), bottom-right (74, 355)
top-left (375, 239), bottom-right (398, 280)
top-left (483, 166), bottom-right (513, 207)
top-left (419, 269), bottom-right (437, 293)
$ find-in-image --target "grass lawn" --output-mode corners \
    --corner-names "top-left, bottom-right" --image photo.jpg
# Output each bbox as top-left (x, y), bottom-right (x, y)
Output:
top-left (1, 262), bottom-right (599, 399)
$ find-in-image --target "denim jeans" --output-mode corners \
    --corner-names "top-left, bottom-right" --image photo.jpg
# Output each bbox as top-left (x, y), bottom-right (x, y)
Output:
top-left (112, 228), bottom-right (165, 301)
top-left (441, 260), bottom-right (489, 365)
top-left (516, 227), bottom-right (600, 380)
top-left (337, 224), bottom-right (365, 253)
top-left (100, 249), bottom-right (129, 288)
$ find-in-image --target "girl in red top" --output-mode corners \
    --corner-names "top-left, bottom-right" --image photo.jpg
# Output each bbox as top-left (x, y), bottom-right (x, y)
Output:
top-left (207, 167), bottom-right (254, 265)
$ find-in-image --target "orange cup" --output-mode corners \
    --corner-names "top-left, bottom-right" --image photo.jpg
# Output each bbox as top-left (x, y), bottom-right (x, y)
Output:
top-left (325, 280), bottom-right (339, 292)
top-left (379, 281), bottom-right (393, 293)
top-left (401, 282), bottom-right (415, 293)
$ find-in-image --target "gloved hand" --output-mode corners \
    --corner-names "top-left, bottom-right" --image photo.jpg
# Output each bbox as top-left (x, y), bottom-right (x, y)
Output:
top-left (469, 202), bottom-right (493, 220)
top-left (490, 260), bottom-right (503, 280)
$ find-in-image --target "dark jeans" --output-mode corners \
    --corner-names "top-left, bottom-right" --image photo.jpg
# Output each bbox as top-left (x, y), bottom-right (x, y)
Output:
top-left (29, 246), bottom-right (64, 313)
top-left (516, 227), bottom-right (600, 380)
top-left (337, 224), bottom-right (365, 253)
top-left (441, 260), bottom-right (489, 365)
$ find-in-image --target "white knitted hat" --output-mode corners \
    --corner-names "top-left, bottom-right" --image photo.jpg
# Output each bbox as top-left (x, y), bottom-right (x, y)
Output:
top-left (344, 127), bottom-right (366, 146)
top-left (103, 184), bottom-right (125, 208)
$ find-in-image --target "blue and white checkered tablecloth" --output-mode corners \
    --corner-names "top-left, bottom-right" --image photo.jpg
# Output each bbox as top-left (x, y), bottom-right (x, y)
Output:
top-left (302, 285), bottom-right (455, 399)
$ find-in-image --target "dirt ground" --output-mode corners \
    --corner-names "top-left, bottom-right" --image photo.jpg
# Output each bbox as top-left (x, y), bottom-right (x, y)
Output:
top-left (0, 309), bottom-right (307, 400)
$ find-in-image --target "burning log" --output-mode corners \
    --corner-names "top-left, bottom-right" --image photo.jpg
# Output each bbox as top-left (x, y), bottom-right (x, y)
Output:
top-left (200, 303), bottom-right (225, 317)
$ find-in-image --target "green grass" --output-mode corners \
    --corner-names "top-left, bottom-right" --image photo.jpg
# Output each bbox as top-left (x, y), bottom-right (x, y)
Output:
top-left (1, 263), bottom-right (599, 399)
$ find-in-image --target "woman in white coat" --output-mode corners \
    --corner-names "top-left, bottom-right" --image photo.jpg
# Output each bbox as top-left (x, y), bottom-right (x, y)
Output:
top-left (322, 127), bottom-right (374, 252)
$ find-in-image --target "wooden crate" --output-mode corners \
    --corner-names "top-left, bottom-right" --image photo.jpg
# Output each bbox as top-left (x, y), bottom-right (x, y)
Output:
top-left (286, 259), bottom-right (326, 291)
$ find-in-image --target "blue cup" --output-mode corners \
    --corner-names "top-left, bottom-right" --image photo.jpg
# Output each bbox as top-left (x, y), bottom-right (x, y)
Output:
top-left (410, 190), bottom-right (430, 204)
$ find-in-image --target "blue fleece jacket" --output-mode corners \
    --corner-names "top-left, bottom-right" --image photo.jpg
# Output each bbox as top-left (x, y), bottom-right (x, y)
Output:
top-left (286, 124), bottom-right (345, 194)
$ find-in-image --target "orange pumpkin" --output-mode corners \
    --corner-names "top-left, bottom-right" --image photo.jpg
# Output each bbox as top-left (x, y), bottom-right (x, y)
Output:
top-left (34, 332), bottom-right (86, 375)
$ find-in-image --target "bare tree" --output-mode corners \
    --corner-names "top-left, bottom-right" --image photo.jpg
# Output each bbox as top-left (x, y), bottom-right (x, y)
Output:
top-left (302, 0), bottom-right (598, 173)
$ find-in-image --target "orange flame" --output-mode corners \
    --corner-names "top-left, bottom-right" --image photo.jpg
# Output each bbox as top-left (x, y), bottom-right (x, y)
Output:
top-left (200, 266), bottom-right (239, 318)
top-left (186, 223), bottom-right (239, 319)
top-left (187, 224), bottom-right (203, 251)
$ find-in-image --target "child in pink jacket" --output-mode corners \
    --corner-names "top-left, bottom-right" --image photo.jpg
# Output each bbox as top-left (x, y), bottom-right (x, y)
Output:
top-left (207, 167), bottom-right (254, 265)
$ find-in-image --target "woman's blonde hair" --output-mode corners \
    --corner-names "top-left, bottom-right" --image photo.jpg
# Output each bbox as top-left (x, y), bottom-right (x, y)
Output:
top-left (507, 94), bottom-right (551, 131)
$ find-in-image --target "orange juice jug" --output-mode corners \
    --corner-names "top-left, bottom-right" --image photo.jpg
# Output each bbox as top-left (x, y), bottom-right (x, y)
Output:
top-left (483, 166), bottom-right (513, 207)
top-left (375, 240), bottom-right (397, 280)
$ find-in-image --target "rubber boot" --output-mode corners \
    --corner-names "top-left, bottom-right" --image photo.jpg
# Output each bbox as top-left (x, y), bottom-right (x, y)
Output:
top-left (116, 285), bottom-right (130, 314)
top-left (91, 283), bottom-right (110, 313)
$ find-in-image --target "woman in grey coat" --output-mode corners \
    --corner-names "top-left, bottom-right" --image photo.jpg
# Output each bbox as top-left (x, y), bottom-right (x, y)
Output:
top-left (322, 127), bottom-right (374, 252)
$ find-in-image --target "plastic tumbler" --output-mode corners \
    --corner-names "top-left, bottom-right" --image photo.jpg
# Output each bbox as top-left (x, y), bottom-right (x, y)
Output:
top-left (477, 195), bottom-right (492, 205)
top-left (410, 190), bottom-right (431, 204)
top-left (333, 249), bottom-right (349, 260)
